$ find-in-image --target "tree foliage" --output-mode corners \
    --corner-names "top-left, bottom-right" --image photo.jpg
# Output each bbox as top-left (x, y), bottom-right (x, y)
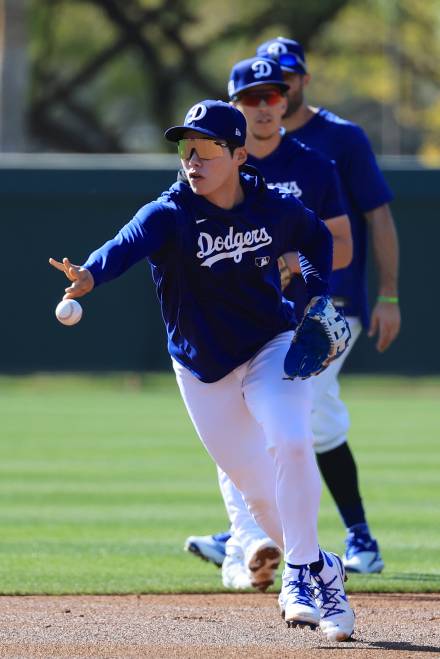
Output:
top-left (307, 0), bottom-right (440, 160)
top-left (27, 0), bottom-right (349, 152)
top-left (24, 0), bottom-right (440, 157)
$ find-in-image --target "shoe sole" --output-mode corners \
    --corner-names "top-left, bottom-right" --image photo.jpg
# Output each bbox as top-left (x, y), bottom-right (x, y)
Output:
top-left (248, 546), bottom-right (281, 592)
top-left (184, 541), bottom-right (223, 568)
top-left (322, 629), bottom-right (352, 642)
top-left (344, 560), bottom-right (384, 574)
top-left (286, 619), bottom-right (317, 630)
top-left (280, 607), bottom-right (318, 631)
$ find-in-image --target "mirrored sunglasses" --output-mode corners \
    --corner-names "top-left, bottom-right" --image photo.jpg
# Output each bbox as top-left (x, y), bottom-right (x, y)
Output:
top-left (238, 89), bottom-right (283, 107)
top-left (177, 138), bottom-right (229, 160)
top-left (278, 53), bottom-right (306, 71)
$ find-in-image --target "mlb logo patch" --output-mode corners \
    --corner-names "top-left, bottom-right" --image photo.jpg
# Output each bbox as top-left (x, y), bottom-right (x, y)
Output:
top-left (255, 256), bottom-right (270, 267)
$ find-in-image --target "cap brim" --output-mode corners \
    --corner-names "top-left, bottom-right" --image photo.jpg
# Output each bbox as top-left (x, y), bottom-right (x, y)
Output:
top-left (280, 65), bottom-right (307, 74)
top-left (230, 80), bottom-right (289, 99)
top-left (164, 126), bottom-right (222, 142)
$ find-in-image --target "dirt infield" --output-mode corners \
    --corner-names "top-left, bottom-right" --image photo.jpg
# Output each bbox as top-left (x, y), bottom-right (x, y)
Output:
top-left (0, 593), bottom-right (438, 658)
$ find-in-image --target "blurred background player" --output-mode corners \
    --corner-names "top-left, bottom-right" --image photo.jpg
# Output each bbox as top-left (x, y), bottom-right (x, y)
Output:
top-left (185, 39), bottom-right (400, 580)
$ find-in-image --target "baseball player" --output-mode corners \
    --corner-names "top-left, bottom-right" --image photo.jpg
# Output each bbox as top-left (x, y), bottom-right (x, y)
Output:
top-left (187, 39), bottom-right (400, 579)
top-left (258, 36), bottom-right (400, 572)
top-left (50, 99), bottom-right (354, 640)
top-left (186, 56), bottom-right (356, 592)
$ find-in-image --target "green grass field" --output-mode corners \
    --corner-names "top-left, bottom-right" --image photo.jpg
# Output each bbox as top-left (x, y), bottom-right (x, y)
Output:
top-left (0, 374), bottom-right (438, 594)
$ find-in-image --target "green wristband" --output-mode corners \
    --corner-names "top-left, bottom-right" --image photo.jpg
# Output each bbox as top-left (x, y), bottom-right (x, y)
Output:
top-left (377, 295), bottom-right (399, 304)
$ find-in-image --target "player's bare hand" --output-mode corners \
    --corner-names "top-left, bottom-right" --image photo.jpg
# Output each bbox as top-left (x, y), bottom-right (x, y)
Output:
top-left (49, 257), bottom-right (94, 299)
top-left (368, 300), bottom-right (401, 352)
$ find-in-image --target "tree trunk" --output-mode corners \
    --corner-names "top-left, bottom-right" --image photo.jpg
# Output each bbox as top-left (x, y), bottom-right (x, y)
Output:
top-left (0, 0), bottom-right (28, 151)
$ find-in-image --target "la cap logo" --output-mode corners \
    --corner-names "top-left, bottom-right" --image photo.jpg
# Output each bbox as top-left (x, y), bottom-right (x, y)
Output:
top-left (251, 60), bottom-right (272, 79)
top-left (186, 103), bottom-right (207, 124)
top-left (267, 42), bottom-right (288, 56)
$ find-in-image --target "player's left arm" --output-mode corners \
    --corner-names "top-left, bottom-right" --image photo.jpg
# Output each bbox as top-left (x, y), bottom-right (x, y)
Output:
top-left (279, 213), bottom-right (352, 283)
top-left (284, 203), bottom-right (333, 298)
top-left (314, 159), bottom-right (353, 270)
top-left (281, 204), bottom-right (351, 380)
top-left (340, 124), bottom-right (400, 352)
top-left (325, 214), bottom-right (352, 268)
top-left (365, 203), bottom-right (401, 352)
top-left (278, 160), bottom-right (352, 285)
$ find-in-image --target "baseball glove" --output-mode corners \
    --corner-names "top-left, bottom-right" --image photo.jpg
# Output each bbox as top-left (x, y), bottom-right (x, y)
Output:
top-left (284, 295), bottom-right (351, 380)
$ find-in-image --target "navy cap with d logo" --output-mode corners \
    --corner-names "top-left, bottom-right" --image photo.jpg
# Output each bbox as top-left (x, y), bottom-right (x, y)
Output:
top-left (164, 100), bottom-right (246, 146)
top-left (228, 57), bottom-right (289, 100)
top-left (257, 37), bottom-right (307, 74)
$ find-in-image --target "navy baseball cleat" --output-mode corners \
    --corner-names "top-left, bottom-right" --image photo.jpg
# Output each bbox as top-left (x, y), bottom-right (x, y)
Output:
top-left (184, 531), bottom-right (230, 567)
top-left (343, 524), bottom-right (384, 574)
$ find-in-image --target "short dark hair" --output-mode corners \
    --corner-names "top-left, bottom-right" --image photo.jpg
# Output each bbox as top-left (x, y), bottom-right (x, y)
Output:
top-left (227, 143), bottom-right (240, 155)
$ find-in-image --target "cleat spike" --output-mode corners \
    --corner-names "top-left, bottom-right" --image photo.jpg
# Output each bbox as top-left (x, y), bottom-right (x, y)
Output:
top-left (286, 618), bottom-right (318, 631)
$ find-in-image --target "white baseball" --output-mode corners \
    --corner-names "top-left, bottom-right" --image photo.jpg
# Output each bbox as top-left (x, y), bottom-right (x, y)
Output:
top-left (55, 299), bottom-right (83, 326)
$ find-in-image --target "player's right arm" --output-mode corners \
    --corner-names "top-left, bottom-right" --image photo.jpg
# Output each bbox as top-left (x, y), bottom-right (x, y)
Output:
top-left (49, 257), bottom-right (94, 300)
top-left (49, 202), bottom-right (177, 297)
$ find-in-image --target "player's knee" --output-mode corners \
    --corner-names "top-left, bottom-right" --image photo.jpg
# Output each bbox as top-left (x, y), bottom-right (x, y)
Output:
top-left (269, 428), bottom-right (312, 462)
top-left (313, 433), bottom-right (347, 454)
top-left (245, 494), bottom-right (273, 520)
top-left (228, 474), bottom-right (273, 522)
top-left (227, 467), bottom-right (269, 502)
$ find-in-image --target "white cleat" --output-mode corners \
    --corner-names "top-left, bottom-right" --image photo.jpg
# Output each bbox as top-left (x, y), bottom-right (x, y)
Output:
top-left (279, 565), bottom-right (320, 630)
top-left (245, 538), bottom-right (282, 592)
top-left (222, 537), bottom-right (281, 591)
top-left (222, 549), bottom-right (252, 589)
top-left (311, 551), bottom-right (355, 642)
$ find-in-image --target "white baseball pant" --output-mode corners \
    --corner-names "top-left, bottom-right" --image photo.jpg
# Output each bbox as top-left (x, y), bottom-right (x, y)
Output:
top-left (173, 330), bottom-right (321, 565)
top-left (217, 317), bottom-right (362, 555)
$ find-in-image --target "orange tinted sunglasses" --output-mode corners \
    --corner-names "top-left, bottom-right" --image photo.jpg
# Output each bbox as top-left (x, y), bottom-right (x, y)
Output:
top-left (238, 89), bottom-right (283, 107)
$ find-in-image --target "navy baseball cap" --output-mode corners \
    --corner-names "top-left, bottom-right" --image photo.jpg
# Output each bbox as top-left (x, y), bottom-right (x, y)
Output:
top-left (228, 57), bottom-right (289, 100)
top-left (164, 100), bottom-right (246, 146)
top-left (257, 37), bottom-right (307, 74)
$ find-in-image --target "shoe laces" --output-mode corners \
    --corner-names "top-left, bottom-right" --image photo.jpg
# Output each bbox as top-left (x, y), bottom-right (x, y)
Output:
top-left (212, 531), bottom-right (231, 543)
top-left (284, 567), bottom-right (314, 607)
top-left (313, 573), bottom-right (347, 619)
top-left (345, 532), bottom-right (378, 558)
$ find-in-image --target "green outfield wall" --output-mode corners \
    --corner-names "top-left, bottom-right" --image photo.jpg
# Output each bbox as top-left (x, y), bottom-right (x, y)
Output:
top-left (0, 154), bottom-right (437, 374)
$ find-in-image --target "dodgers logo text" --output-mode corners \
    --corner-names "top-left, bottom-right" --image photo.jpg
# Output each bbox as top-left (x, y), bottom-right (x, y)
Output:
top-left (197, 226), bottom-right (273, 268)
